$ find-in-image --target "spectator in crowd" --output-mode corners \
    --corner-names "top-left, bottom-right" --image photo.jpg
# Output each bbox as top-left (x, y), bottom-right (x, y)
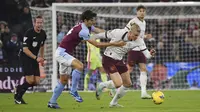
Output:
top-left (19, 6), bottom-right (33, 34)
top-left (57, 24), bottom-right (67, 45)
top-left (31, 0), bottom-right (50, 7)
top-left (150, 62), bottom-right (168, 89)
top-left (5, 33), bottom-right (21, 64)
top-left (0, 21), bottom-right (10, 62)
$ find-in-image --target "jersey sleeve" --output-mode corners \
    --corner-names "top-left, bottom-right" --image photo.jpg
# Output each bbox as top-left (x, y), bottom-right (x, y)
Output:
top-left (91, 29), bottom-right (121, 40)
top-left (136, 38), bottom-right (147, 50)
top-left (79, 29), bottom-right (90, 40)
top-left (23, 30), bottom-right (32, 48)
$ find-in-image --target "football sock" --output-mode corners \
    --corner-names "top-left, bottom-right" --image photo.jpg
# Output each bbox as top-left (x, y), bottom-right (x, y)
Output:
top-left (110, 85), bottom-right (127, 105)
top-left (71, 69), bottom-right (82, 92)
top-left (50, 81), bottom-right (65, 103)
top-left (17, 81), bottom-right (33, 99)
top-left (140, 71), bottom-right (147, 95)
top-left (84, 73), bottom-right (90, 90)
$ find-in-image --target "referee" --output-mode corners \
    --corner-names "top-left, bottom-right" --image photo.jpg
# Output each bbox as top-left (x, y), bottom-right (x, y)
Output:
top-left (14, 15), bottom-right (47, 104)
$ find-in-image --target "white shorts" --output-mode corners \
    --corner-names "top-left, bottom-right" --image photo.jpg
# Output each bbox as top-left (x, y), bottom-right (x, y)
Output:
top-left (55, 47), bottom-right (75, 75)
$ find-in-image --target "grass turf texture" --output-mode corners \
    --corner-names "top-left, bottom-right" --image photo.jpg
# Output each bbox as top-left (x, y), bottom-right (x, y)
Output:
top-left (0, 90), bottom-right (200, 112)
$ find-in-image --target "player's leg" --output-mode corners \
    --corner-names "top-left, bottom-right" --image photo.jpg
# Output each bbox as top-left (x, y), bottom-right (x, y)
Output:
top-left (138, 51), bottom-right (151, 99)
top-left (70, 59), bottom-right (84, 102)
top-left (14, 59), bottom-right (37, 104)
top-left (48, 56), bottom-right (72, 109)
top-left (96, 72), bottom-right (122, 100)
top-left (139, 63), bottom-right (151, 99)
top-left (98, 67), bottom-right (107, 83)
top-left (127, 51), bottom-right (137, 75)
top-left (84, 62), bottom-right (95, 91)
top-left (98, 66), bottom-right (116, 97)
top-left (96, 56), bottom-right (121, 100)
top-left (84, 69), bottom-right (93, 91)
top-left (15, 75), bottom-right (34, 104)
top-left (48, 74), bottom-right (70, 109)
top-left (109, 64), bottom-right (130, 107)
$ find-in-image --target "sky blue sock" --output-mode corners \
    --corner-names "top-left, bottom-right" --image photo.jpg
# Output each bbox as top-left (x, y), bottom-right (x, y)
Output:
top-left (71, 69), bottom-right (82, 92)
top-left (49, 81), bottom-right (65, 103)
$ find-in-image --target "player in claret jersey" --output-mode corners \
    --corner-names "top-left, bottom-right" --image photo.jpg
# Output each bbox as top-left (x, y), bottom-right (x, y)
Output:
top-left (47, 10), bottom-right (125, 109)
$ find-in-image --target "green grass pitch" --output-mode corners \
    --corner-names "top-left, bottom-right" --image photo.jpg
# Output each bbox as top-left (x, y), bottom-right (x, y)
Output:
top-left (0, 90), bottom-right (200, 112)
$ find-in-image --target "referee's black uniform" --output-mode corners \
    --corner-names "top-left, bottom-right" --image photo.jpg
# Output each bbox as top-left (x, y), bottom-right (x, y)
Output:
top-left (21, 28), bottom-right (46, 76)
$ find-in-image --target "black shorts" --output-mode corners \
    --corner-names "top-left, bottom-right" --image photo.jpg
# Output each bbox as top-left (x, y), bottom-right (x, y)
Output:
top-left (20, 55), bottom-right (40, 76)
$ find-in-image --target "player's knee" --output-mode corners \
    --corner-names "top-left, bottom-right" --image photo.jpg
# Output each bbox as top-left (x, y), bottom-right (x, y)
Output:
top-left (127, 64), bottom-right (133, 72)
top-left (140, 67), bottom-right (147, 72)
top-left (139, 64), bottom-right (147, 72)
top-left (26, 78), bottom-right (35, 85)
top-left (115, 82), bottom-right (123, 88)
top-left (60, 79), bottom-right (68, 85)
top-left (76, 63), bottom-right (84, 72)
top-left (60, 75), bottom-right (69, 85)
top-left (123, 81), bottom-right (132, 87)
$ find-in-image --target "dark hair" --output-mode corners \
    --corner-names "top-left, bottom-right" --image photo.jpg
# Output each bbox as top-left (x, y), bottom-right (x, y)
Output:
top-left (136, 5), bottom-right (146, 11)
top-left (81, 10), bottom-right (97, 21)
top-left (34, 15), bottom-right (43, 22)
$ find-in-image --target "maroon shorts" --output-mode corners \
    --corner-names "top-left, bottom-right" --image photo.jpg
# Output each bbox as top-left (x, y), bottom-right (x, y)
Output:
top-left (127, 50), bottom-right (146, 67)
top-left (102, 55), bottom-right (128, 74)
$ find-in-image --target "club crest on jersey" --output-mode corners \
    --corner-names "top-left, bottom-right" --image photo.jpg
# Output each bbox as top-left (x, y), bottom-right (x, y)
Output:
top-left (110, 66), bottom-right (116, 72)
top-left (32, 41), bottom-right (38, 47)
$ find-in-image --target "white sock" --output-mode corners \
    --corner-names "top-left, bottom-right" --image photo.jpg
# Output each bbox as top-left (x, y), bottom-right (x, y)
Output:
top-left (140, 72), bottom-right (147, 95)
top-left (99, 80), bottom-right (115, 89)
top-left (110, 85), bottom-right (127, 105)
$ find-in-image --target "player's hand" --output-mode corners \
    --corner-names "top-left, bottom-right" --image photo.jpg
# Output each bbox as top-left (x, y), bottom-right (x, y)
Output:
top-left (145, 34), bottom-right (152, 39)
top-left (40, 59), bottom-right (46, 66)
top-left (36, 57), bottom-right (45, 63)
top-left (112, 41), bottom-right (126, 47)
top-left (150, 49), bottom-right (156, 57)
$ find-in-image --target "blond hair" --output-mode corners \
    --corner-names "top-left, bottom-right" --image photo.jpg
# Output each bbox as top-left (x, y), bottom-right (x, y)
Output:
top-left (130, 22), bottom-right (140, 33)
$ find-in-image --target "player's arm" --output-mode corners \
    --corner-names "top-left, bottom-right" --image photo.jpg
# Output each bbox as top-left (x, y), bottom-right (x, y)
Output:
top-left (87, 39), bottom-right (124, 48)
top-left (23, 47), bottom-right (44, 63)
top-left (135, 38), bottom-right (155, 59)
top-left (141, 48), bottom-right (156, 59)
top-left (23, 47), bottom-right (37, 60)
top-left (39, 33), bottom-right (46, 59)
top-left (92, 26), bottom-right (105, 33)
top-left (40, 46), bottom-right (45, 58)
top-left (80, 30), bottom-right (126, 48)
top-left (88, 31), bottom-right (125, 48)
top-left (23, 32), bottom-right (44, 62)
